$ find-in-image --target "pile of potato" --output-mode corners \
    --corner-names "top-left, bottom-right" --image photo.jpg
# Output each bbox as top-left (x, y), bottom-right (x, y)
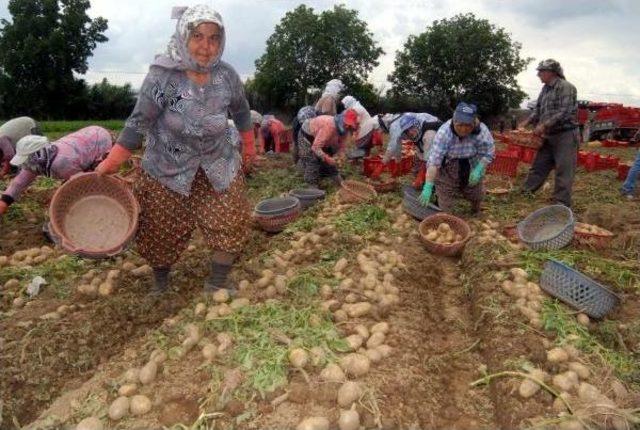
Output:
top-left (423, 222), bottom-right (462, 244)
top-left (574, 222), bottom-right (612, 236)
top-left (499, 267), bottom-right (545, 329)
top-left (0, 246), bottom-right (56, 268)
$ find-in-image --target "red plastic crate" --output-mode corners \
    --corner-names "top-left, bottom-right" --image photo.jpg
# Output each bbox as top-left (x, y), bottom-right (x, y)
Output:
top-left (584, 152), bottom-right (600, 171)
top-left (487, 151), bottom-right (520, 177)
top-left (578, 151), bottom-right (589, 166)
top-left (617, 163), bottom-right (631, 180)
top-left (363, 156), bottom-right (401, 177)
top-left (521, 147), bottom-right (538, 164)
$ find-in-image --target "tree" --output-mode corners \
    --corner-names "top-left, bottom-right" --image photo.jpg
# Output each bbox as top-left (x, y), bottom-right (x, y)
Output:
top-left (388, 13), bottom-right (530, 118)
top-left (85, 78), bottom-right (136, 119)
top-left (0, 0), bottom-right (108, 119)
top-left (253, 4), bottom-right (383, 113)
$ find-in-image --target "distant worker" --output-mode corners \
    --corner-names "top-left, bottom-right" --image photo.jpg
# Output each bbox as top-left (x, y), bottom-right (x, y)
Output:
top-left (511, 115), bottom-right (517, 130)
top-left (341, 95), bottom-right (381, 156)
top-left (499, 118), bottom-right (506, 134)
top-left (620, 128), bottom-right (640, 200)
top-left (250, 110), bottom-right (263, 139)
top-left (378, 112), bottom-right (442, 189)
top-left (0, 117), bottom-right (41, 178)
top-left (259, 114), bottom-right (286, 153)
top-left (297, 109), bottom-right (359, 187)
top-left (418, 102), bottom-right (495, 215)
top-left (520, 59), bottom-right (578, 207)
top-left (0, 126), bottom-right (113, 216)
top-left (314, 79), bottom-right (344, 115)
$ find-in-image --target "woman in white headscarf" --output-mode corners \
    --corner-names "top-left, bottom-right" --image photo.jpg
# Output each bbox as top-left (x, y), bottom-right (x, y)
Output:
top-left (341, 95), bottom-right (381, 156)
top-left (314, 79), bottom-right (344, 115)
top-left (96, 4), bottom-right (255, 295)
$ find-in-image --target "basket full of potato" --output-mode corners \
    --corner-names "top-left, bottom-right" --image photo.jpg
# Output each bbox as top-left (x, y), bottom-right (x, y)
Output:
top-left (418, 213), bottom-right (471, 256)
top-left (573, 222), bottom-right (614, 249)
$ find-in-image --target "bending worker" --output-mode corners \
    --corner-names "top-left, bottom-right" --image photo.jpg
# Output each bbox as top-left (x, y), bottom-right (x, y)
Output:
top-left (259, 114), bottom-right (286, 153)
top-left (0, 116), bottom-right (41, 178)
top-left (418, 102), bottom-right (495, 214)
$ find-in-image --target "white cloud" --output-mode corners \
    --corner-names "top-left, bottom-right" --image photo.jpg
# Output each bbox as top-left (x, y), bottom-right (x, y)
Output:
top-left (1, 0), bottom-right (639, 106)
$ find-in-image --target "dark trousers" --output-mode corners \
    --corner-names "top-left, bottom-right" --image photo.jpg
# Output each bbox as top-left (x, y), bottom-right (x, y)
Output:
top-left (523, 129), bottom-right (578, 207)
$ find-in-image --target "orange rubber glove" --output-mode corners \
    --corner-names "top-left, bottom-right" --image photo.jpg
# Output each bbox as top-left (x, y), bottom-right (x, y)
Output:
top-left (95, 144), bottom-right (132, 175)
top-left (412, 163), bottom-right (426, 189)
top-left (0, 200), bottom-right (7, 215)
top-left (240, 130), bottom-right (256, 171)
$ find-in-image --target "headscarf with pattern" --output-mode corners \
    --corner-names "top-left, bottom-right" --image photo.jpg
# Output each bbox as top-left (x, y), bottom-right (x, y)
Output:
top-left (152, 4), bottom-right (225, 73)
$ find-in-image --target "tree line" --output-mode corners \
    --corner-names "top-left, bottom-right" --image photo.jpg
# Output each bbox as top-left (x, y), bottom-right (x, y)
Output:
top-left (0, 1), bottom-right (531, 121)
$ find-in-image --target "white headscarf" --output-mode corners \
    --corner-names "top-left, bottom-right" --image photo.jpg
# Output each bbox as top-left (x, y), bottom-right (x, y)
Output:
top-left (152, 4), bottom-right (225, 73)
top-left (11, 135), bottom-right (50, 166)
top-left (341, 95), bottom-right (373, 138)
top-left (322, 79), bottom-right (344, 98)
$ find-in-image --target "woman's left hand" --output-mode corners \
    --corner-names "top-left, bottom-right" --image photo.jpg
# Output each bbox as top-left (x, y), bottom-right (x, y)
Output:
top-left (0, 200), bottom-right (7, 216)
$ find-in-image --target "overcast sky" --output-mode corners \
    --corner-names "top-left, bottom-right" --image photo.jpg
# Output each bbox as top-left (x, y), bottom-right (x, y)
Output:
top-left (1, 0), bottom-right (639, 107)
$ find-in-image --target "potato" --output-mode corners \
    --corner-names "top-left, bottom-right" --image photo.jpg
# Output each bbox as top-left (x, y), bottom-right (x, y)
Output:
top-left (98, 281), bottom-right (114, 296)
top-left (130, 394), bottom-right (152, 416)
top-left (557, 419), bottom-right (585, 430)
top-left (353, 324), bottom-right (370, 340)
top-left (364, 274), bottom-right (377, 290)
top-left (309, 346), bottom-right (326, 367)
top-left (230, 298), bottom-right (250, 310)
top-left (366, 332), bottom-right (385, 349)
top-left (238, 280), bottom-right (250, 291)
top-left (121, 261), bottom-right (136, 271)
top-left (547, 347), bottom-right (569, 363)
top-left (437, 223), bottom-right (451, 234)
top-left (139, 361), bottom-right (158, 385)
top-left (202, 343), bottom-right (218, 361)
top-left (274, 275), bottom-right (287, 292)
top-left (264, 285), bottom-right (278, 299)
top-left (333, 310), bottom-right (348, 322)
top-left (108, 396), bottom-right (130, 421)
top-left (365, 348), bottom-right (383, 363)
top-left (568, 362), bottom-right (590, 380)
top-left (296, 417), bottom-right (330, 430)
top-left (510, 267), bottom-right (528, 280)
top-left (376, 345), bottom-right (392, 358)
top-left (12, 297), bottom-right (25, 308)
top-left (217, 333), bottom-right (233, 353)
top-left (345, 335), bottom-right (364, 351)
top-left (75, 417), bottom-right (103, 430)
top-left (335, 258), bottom-right (348, 273)
top-left (40, 312), bottom-right (61, 320)
top-left (107, 269), bottom-right (121, 281)
top-left (339, 410), bottom-right (360, 430)
top-left (194, 302), bottom-right (207, 316)
top-left (337, 381), bottom-right (362, 407)
top-left (289, 348), bottom-right (309, 368)
top-left (340, 353), bottom-right (370, 377)
top-left (131, 264), bottom-right (153, 277)
top-left (576, 313), bottom-right (590, 326)
top-left (123, 368), bottom-right (140, 384)
top-left (320, 300), bottom-right (339, 312)
top-left (425, 231), bottom-right (438, 241)
top-left (553, 371), bottom-right (578, 392)
top-left (256, 277), bottom-right (271, 289)
top-left (320, 363), bottom-right (345, 383)
top-left (344, 302), bottom-right (372, 318)
top-left (118, 383), bottom-right (137, 397)
top-left (212, 288), bottom-right (230, 303)
top-left (78, 284), bottom-right (98, 297)
top-left (370, 322), bottom-right (389, 334)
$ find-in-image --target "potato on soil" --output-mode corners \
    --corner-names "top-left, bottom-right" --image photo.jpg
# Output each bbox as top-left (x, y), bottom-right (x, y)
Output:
top-left (320, 363), bottom-right (345, 383)
top-left (130, 395), bottom-right (152, 416)
top-left (289, 348), bottom-right (309, 368)
top-left (75, 417), bottom-right (103, 430)
top-left (366, 332), bottom-right (385, 349)
top-left (296, 417), bottom-right (330, 430)
top-left (202, 343), bottom-right (218, 361)
top-left (344, 334), bottom-right (364, 351)
top-left (108, 396), bottom-right (130, 421)
top-left (547, 347), bottom-right (569, 363)
top-left (353, 324), bottom-right (370, 340)
top-left (344, 302), bottom-right (372, 318)
top-left (339, 409), bottom-right (360, 430)
top-left (370, 322), bottom-right (389, 334)
top-left (338, 381), bottom-right (362, 407)
top-left (118, 383), bottom-right (138, 397)
top-left (340, 353), bottom-right (370, 377)
top-left (139, 361), bottom-right (158, 385)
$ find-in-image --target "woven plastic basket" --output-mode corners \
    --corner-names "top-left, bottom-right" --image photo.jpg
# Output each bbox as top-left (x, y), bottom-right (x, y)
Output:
top-left (517, 205), bottom-right (575, 250)
top-left (254, 196), bottom-right (301, 233)
top-left (540, 260), bottom-right (620, 318)
top-left (401, 185), bottom-right (441, 220)
top-left (289, 188), bottom-right (326, 209)
top-left (49, 172), bottom-right (140, 258)
top-left (418, 213), bottom-right (471, 256)
top-left (338, 180), bottom-right (377, 204)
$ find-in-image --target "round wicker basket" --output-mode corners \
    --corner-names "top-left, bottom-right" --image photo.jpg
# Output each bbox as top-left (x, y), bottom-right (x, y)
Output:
top-left (418, 213), bottom-right (471, 256)
top-left (338, 180), bottom-right (377, 204)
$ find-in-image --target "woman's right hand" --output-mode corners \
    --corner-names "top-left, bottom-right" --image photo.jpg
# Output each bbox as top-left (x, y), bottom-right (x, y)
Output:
top-left (0, 200), bottom-right (7, 216)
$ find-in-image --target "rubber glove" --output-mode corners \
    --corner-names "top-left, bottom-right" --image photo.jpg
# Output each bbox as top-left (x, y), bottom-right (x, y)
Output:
top-left (412, 164), bottom-right (426, 189)
top-left (418, 181), bottom-right (434, 206)
top-left (371, 163), bottom-right (384, 179)
top-left (469, 163), bottom-right (486, 186)
top-left (95, 144), bottom-right (132, 176)
top-left (0, 200), bottom-right (7, 216)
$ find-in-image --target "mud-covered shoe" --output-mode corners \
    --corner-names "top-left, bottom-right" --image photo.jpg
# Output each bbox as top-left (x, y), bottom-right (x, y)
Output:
top-left (203, 262), bottom-right (236, 296)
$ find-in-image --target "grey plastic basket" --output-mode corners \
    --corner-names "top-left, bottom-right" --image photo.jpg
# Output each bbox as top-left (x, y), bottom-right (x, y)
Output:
top-left (540, 259), bottom-right (620, 319)
top-left (255, 196), bottom-right (301, 216)
top-left (517, 205), bottom-right (575, 250)
top-left (289, 188), bottom-right (326, 209)
top-left (402, 184), bottom-right (441, 220)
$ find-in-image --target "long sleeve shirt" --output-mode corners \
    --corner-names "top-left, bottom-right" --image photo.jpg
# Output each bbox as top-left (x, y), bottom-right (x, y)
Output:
top-left (119, 63), bottom-right (251, 195)
top-left (4, 126), bottom-right (112, 201)
top-left (527, 78), bottom-right (578, 134)
top-left (426, 120), bottom-right (495, 168)
top-left (302, 115), bottom-right (345, 160)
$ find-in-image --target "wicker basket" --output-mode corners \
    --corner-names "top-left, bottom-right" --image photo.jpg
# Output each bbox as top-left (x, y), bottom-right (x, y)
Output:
top-left (573, 222), bottom-right (614, 249)
top-left (289, 188), bottom-right (326, 209)
top-left (418, 213), bottom-right (471, 256)
top-left (401, 184), bottom-right (441, 220)
top-left (254, 196), bottom-right (301, 233)
top-left (367, 178), bottom-right (398, 193)
top-left (49, 172), bottom-right (140, 258)
top-left (517, 205), bottom-right (575, 250)
top-left (540, 260), bottom-right (620, 318)
top-left (338, 180), bottom-right (377, 204)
